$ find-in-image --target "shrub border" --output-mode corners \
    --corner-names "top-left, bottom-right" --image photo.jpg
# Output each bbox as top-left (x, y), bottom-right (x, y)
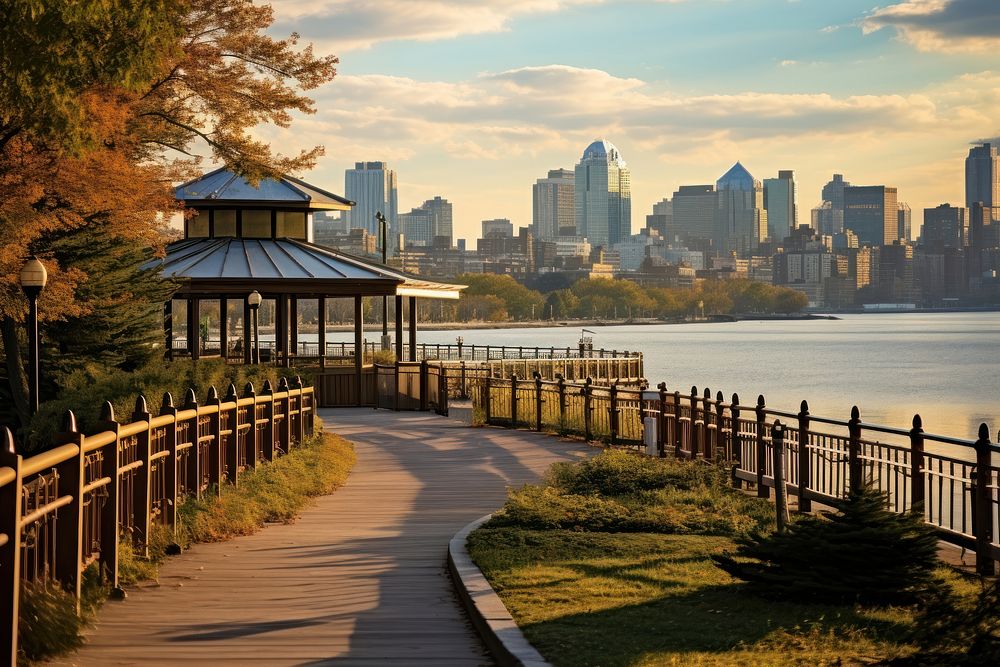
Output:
top-left (448, 514), bottom-right (550, 667)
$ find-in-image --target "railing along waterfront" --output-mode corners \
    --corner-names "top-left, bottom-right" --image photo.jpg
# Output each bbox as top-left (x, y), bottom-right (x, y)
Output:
top-left (472, 378), bottom-right (999, 576)
top-left (0, 378), bottom-right (315, 663)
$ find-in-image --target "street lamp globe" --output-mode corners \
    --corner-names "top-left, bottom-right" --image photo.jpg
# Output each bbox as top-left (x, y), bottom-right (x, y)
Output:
top-left (248, 290), bottom-right (263, 309)
top-left (19, 257), bottom-right (47, 294)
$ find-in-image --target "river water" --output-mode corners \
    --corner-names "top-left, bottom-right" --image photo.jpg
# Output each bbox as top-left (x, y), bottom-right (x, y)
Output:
top-left (400, 312), bottom-right (998, 441)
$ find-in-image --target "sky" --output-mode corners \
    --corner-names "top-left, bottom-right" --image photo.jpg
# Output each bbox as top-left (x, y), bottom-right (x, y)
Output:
top-left (262, 0), bottom-right (1000, 241)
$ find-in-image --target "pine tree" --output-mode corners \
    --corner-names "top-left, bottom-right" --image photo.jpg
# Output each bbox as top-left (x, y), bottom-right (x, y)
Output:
top-left (714, 483), bottom-right (940, 604)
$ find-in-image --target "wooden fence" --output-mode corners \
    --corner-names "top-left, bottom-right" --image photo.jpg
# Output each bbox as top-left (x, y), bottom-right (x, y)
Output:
top-left (472, 377), bottom-right (999, 576)
top-left (0, 378), bottom-right (315, 664)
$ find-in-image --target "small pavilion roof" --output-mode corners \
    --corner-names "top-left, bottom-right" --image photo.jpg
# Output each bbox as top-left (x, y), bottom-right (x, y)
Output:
top-left (175, 168), bottom-right (354, 211)
top-left (151, 238), bottom-right (464, 299)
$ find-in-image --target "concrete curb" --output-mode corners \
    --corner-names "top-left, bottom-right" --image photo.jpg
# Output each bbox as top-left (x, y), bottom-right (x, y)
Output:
top-left (448, 515), bottom-right (551, 667)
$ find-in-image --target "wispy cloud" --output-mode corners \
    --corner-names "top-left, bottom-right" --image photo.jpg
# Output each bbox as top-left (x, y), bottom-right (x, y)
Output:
top-left (862, 0), bottom-right (1000, 54)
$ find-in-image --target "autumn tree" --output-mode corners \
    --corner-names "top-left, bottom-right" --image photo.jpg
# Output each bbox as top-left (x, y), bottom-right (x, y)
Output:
top-left (0, 0), bottom-right (338, 431)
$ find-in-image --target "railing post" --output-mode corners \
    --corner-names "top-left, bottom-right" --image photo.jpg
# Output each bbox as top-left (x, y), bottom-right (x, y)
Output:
top-left (243, 382), bottom-right (258, 470)
top-left (657, 383), bottom-right (668, 458)
top-left (672, 390), bottom-right (682, 458)
top-left (54, 410), bottom-right (85, 607)
top-left (797, 400), bottom-right (811, 513)
top-left (510, 374), bottom-right (519, 428)
top-left (460, 361), bottom-right (468, 399)
top-left (1, 427), bottom-right (23, 667)
top-left (224, 384), bottom-right (240, 486)
top-left (183, 388), bottom-right (200, 498)
top-left (583, 377), bottom-right (593, 442)
top-left (848, 406), bottom-right (862, 494)
top-left (973, 424), bottom-right (996, 575)
top-left (420, 360), bottom-right (429, 412)
top-left (534, 373), bottom-right (543, 432)
top-left (160, 392), bottom-right (179, 538)
top-left (715, 391), bottom-right (726, 462)
top-left (690, 386), bottom-right (700, 459)
top-left (755, 395), bottom-right (769, 498)
top-left (557, 375), bottom-right (567, 431)
top-left (909, 415), bottom-right (925, 513)
top-left (261, 380), bottom-right (275, 462)
top-left (278, 377), bottom-right (291, 454)
top-left (206, 386), bottom-right (223, 496)
top-left (96, 402), bottom-right (121, 591)
top-left (484, 375), bottom-right (493, 425)
top-left (703, 387), bottom-right (713, 459)
top-left (131, 396), bottom-right (152, 554)
top-left (731, 393), bottom-right (742, 488)
top-left (609, 383), bottom-right (619, 447)
top-left (772, 420), bottom-right (788, 533)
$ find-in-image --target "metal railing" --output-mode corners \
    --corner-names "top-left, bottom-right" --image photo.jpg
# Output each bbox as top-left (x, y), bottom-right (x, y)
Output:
top-left (0, 378), bottom-right (315, 663)
top-left (472, 377), bottom-right (999, 576)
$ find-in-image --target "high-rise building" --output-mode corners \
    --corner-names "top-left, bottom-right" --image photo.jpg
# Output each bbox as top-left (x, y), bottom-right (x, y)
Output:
top-left (482, 218), bottom-right (514, 238)
top-left (815, 174), bottom-right (851, 236)
top-left (843, 185), bottom-right (898, 246)
top-left (965, 143), bottom-right (1000, 223)
top-left (763, 170), bottom-right (797, 241)
top-left (897, 202), bottom-right (912, 242)
top-left (822, 174), bottom-right (850, 213)
top-left (671, 185), bottom-right (716, 245)
top-left (715, 162), bottom-right (766, 256)
top-left (345, 161), bottom-right (398, 252)
top-left (399, 207), bottom-right (434, 247)
top-left (532, 168), bottom-right (575, 241)
top-left (422, 196), bottom-right (453, 246)
top-left (645, 198), bottom-right (673, 240)
top-left (923, 204), bottom-right (968, 248)
top-left (574, 139), bottom-right (631, 247)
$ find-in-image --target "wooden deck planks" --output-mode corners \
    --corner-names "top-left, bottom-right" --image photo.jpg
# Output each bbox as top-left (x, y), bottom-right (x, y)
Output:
top-left (61, 409), bottom-right (590, 666)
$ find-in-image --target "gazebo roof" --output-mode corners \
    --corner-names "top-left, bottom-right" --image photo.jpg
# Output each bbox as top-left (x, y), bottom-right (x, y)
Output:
top-left (152, 238), bottom-right (464, 299)
top-left (175, 168), bottom-right (354, 211)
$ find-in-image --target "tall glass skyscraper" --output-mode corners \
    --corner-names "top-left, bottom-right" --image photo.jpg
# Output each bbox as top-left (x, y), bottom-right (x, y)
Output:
top-left (965, 143), bottom-right (999, 223)
top-left (574, 140), bottom-right (631, 247)
top-left (345, 161), bottom-right (399, 252)
top-left (715, 162), bottom-right (766, 256)
top-left (533, 168), bottom-right (575, 240)
top-left (763, 170), bottom-right (797, 242)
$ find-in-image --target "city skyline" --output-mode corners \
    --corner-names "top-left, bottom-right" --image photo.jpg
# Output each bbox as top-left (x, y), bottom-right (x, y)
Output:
top-left (260, 0), bottom-right (1000, 241)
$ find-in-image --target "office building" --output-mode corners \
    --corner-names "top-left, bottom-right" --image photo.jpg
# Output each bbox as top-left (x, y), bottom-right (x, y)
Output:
top-left (763, 170), bottom-right (797, 241)
top-left (715, 162), bottom-right (766, 256)
top-left (399, 207), bottom-right (434, 247)
top-left (897, 202), bottom-right (912, 242)
top-left (532, 168), bottom-right (575, 241)
top-left (574, 139), bottom-right (631, 247)
top-left (422, 196), bottom-right (453, 246)
top-left (645, 198), bottom-right (673, 240)
top-left (923, 204), bottom-right (968, 248)
top-left (671, 185), bottom-right (716, 246)
top-left (843, 185), bottom-right (898, 246)
top-left (482, 218), bottom-right (514, 238)
top-left (345, 161), bottom-right (398, 252)
top-left (966, 143), bottom-right (999, 223)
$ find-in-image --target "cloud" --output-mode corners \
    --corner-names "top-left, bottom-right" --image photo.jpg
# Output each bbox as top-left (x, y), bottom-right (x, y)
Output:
top-left (862, 0), bottom-right (1000, 54)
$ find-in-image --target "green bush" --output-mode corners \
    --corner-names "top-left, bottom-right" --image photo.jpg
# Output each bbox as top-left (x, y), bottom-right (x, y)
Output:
top-left (546, 448), bottom-right (730, 496)
top-left (17, 564), bottom-right (105, 664)
top-left (714, 484), bottom-right (940, 605)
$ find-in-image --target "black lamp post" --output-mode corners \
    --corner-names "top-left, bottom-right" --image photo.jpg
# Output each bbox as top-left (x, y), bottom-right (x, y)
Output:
top-left (19, 257), bottom-right (47, 415)
top-left (375, 211), bottom-right (389, 349)
top-left (248, 290), bottom-right (262, 364)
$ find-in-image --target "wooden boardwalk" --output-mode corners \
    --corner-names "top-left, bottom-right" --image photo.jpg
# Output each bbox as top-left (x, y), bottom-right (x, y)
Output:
top-left (62, 408), bottom-right (590, 666)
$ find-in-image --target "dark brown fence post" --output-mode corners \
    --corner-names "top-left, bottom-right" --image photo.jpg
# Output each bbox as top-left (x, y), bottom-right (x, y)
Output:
top-left (848, 405), bottom-right (862, 494)
top-left (1, 427), bottom-right (23, 666)
top-left (131, 396), bottom-right (152, 554)
top-left (797, 399), bottom-right (811, 513)
top-left (703, 387), bottom-right (713, 459)
top-left (243, 382), bottom-right (258, 470)
top-left (755, 395), bottom-right (769, 499)
top-left (772, 420), bottom-right (788, 533)
top-left (715, 391), bottom-right (726, 462)
top-left (279, 377), bottom-right (293, 454)
top-left (583, 377), bottom-right (593, 442)
top-left (731, 393), bottom-right (742, 488)
top-left (54, 410), bottom-right (85, 606)
top-left (206, 386), bottom-right (223, 496)
top-left (690, 386), bottom-right (700, 459)
top-left (483, 375), bottom-right (492, 425)
top-left (96, 402), bottom-right (121, 590)
top-left (224, 384), bottom-right (239, 486)
top-left (609, 383), bottom-right (619, 447)
top-left (261, 380), bottom-right (275, 462)
top-left (510, 374), bottom-right (519, 428)
top-left (673, 390), bottom-right (682, 458)
top-left (658, 383), bottom-right (668, 458)
top-left (160, 392), bottom-right (179, 537)
top-left (460, 361), bottom-right (468, 399)
top-left (292, 376), bottom-right (305, 445)
top-left (909, 414), bottom-right (925, 513)
top-left (557, 375), bottom-right (567, 430)
top-left (419, 360), bottom-right (429, 412)
top-left (183, 388), bottom-right (200, 497)
top-left (534, 373), bottom-right (543, 432)
top-left (973, 424), bottom-right (996, 575)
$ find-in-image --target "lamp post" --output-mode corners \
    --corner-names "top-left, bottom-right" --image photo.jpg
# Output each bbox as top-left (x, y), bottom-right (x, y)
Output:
top-left (375, 211), bottom-right (390, 350)
top-left (248, 290), bottom-right (262, 364)
top-left (19, 257), bottom-right (47, 415)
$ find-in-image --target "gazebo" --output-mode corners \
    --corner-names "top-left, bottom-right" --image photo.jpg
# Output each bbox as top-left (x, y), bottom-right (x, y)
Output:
top-left (149, 168), bottom-right (463, 405)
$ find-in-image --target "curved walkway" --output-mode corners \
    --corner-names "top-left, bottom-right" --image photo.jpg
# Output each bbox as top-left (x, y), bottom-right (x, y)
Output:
top-left (63, 409), bottom-right (589, 666)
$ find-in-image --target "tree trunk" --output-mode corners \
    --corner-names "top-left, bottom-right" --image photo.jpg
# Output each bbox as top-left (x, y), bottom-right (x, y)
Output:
top-left (2, 316), bottom-right (30, 430)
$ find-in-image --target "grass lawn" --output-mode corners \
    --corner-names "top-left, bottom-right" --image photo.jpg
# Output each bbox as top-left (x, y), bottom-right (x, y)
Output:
top-left (469, 527), bottom-right (920, 667)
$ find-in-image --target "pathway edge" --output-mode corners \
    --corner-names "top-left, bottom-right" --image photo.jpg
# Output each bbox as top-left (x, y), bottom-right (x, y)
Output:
top-left (448, 514), bottom-right (551, 667)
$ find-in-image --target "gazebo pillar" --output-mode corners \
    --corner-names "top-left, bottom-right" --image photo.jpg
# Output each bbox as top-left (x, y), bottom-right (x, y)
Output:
top-left (318, 297), bottom-right (327, 369)
top-left (354, 296), bottom-right (363, 406)
top-left (187, 298), bottom-right (200, 360)
top-left (408, 296), bottom-right (417, 362)
top-left (394, 294), bottom-right (403, 361)
top-left (290, 297), bottom-right (298, 361)
top-left (276, 294), bottom-right (286, 367)
top-left (219, 298), bottom-right (228, 358)
top-left (164, 300), bottom-right (173, 360)
top-left (243, 298), bottom-right (252, 364)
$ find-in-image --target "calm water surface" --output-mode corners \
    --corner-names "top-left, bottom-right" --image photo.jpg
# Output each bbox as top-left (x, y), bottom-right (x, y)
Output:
top-left (409, 313), bottom-right (998, 440)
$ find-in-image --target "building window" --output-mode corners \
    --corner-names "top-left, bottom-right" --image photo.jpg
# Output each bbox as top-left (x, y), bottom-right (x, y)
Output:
top-left (188, 209), bottom-right (209, 238)
top-left (276, 211), bottom-right (306, 239)
top-left (214, 209), bottom-right (237, 237)
top-left (243, 209), bottom-right (272, 238)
